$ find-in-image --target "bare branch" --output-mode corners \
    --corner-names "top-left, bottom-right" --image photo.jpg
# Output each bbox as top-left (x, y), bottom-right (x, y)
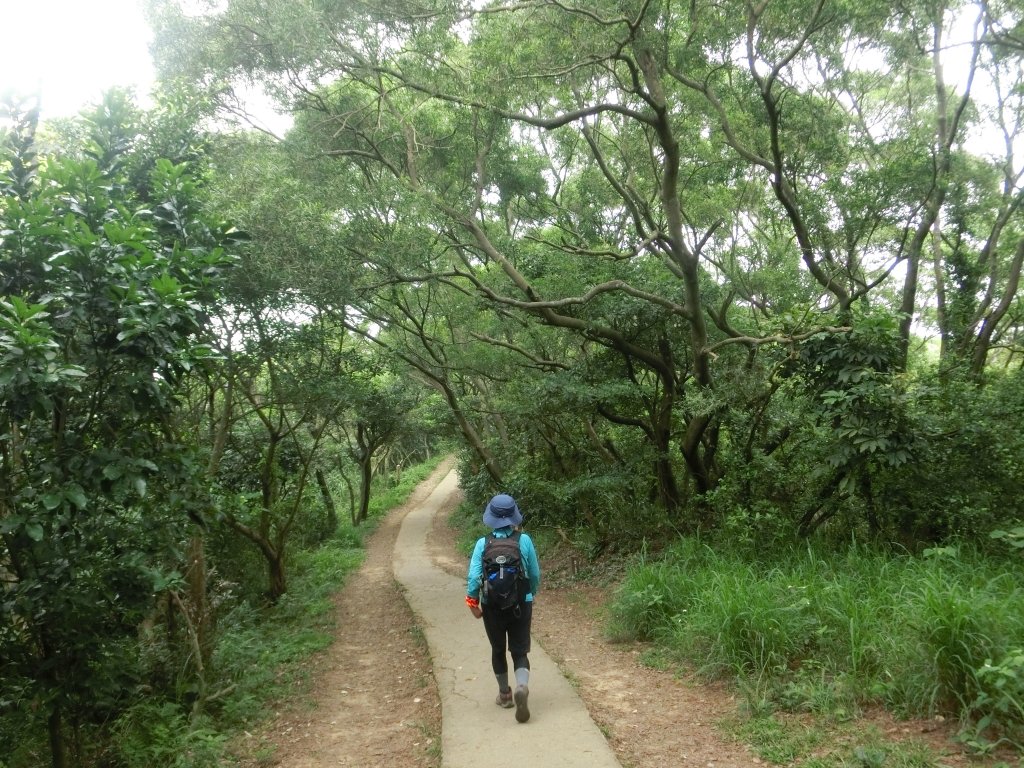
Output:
top-left (703, 326), bottom-right (851, 355)
top-left (468, 331), bottom-right (570, 370)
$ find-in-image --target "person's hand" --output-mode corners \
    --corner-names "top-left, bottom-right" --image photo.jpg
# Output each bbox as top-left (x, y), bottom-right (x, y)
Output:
top-left (469, 604), bottom-right (483, 619)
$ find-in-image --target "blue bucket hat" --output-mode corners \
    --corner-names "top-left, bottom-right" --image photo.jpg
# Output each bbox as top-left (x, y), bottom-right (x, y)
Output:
top-left (482, 493), bottom-right (523, 529)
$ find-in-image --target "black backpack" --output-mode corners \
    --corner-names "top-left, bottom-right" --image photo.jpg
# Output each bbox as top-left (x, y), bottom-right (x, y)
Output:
top-left (482, 531), bottom-right (527, 610)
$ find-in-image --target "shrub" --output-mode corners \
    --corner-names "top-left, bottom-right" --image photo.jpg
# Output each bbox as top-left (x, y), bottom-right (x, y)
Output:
top-left (113, 702), bottom-right (225, 768)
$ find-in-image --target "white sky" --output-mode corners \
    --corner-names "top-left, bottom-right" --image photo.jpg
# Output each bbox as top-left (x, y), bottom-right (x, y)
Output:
top-left (0, 0), bottom-right (154, 118)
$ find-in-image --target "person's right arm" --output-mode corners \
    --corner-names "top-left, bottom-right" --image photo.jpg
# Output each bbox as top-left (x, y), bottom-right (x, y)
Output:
top-left (465, 537), bottom-right (486, 618)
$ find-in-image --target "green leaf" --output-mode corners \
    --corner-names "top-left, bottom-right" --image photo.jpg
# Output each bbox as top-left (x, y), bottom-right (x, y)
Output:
top-left (65, 485), bottom-right (88, 509)
top-left (0, 516), bottom-right (24, 534)
top-left (151, 272), bottom-right (181, 297)
top-left (102, 464), bottom-right (124, 480)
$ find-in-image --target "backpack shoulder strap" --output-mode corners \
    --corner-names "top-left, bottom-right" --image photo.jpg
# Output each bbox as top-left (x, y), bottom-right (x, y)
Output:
top-left (482, 532), bottom-right (497, 559)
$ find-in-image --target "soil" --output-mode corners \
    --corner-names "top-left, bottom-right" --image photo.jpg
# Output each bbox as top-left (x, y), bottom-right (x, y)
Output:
top-left (232, 463), bottom-right (1018, 768)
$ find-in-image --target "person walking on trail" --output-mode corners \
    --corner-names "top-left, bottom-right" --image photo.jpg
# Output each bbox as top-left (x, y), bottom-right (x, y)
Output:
top-left (465, 493), bottom-right (541, 723)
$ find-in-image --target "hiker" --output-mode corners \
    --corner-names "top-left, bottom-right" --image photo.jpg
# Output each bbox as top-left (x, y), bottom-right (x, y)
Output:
top-left (465, 493), bottom-right (541, 723)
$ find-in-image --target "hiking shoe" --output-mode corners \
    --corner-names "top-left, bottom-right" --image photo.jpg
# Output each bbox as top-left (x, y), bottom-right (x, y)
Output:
top-left (514, 684), bottom-right (530, 723)
top-left (496, 688), bottom-right (514, 708)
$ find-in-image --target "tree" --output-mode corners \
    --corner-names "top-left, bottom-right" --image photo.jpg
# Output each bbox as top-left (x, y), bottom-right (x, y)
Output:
top-left (200, 306), bottom-right (346, 601)
top-left (149, 0), bottom-right (1024, 539)
top-left (333, 360), bottom-right (426, 525)
top-left (192, 131), bottom-right (442, 590)
top-left (0, 94), bottom-right (236, 768)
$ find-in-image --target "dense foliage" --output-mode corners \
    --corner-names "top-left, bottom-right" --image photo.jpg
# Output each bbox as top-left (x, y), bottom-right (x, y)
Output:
top-left (0, 92), bottom-right (238, 767)
top-left (1, 94), bottom-right (442, 768)
top-left (148, 0), bottom-right (1024, 547)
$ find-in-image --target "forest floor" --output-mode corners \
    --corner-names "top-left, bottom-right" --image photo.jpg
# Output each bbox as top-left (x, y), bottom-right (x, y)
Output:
top-left (230, 461), bottom-right (1018, 767)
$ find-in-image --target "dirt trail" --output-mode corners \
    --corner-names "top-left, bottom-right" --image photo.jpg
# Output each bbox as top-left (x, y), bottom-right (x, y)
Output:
top-left (232, 461), bottom-right (450, 767)
top-left (232, 462), bottom-right (986, 768)
top-left (233, 460), bottom-right (755, 767)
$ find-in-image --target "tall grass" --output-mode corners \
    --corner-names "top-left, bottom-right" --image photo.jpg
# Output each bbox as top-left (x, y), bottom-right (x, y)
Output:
top-left (609, 539), bottom-right (1024, 749)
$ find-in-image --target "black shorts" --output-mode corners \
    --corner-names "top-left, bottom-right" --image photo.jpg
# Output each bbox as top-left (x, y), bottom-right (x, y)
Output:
top-left (482, 600), bottom-right (533, 664)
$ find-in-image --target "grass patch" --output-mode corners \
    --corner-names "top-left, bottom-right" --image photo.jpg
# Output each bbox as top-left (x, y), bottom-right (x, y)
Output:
top-left (638, 645), bottom-right (676, 672)
top-left (610, 538), bottom-right (1024, 762)
top-left (732, 713), bottom-right (826, 764)
top-left (730, 715), bottom-right (953, 768)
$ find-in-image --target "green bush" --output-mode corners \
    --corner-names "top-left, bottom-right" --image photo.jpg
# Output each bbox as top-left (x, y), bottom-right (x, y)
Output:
top-left (608, 539), bottom-right (711, 642)
top-left (113, 702), bottom-right (225, 768)
top-left (966, 649), bottom-right (1024, 752)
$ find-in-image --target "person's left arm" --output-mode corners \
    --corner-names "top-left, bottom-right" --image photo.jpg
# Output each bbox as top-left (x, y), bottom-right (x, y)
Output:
top-left (520, 533), bottom-right (541, 599)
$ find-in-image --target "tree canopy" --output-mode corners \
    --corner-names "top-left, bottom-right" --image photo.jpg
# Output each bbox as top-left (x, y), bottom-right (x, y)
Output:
top-left (147, 0), bottom-right (1024, 541)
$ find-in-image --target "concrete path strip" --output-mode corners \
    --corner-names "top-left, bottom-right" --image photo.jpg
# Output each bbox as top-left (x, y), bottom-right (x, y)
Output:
top-left (393, 469), bottom-right (623, 768)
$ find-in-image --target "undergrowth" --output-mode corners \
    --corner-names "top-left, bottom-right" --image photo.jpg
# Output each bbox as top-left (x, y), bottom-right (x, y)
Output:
top-left (105, 456), bottom-right (445, 768)
top-left (609, 538), bottom-right (1024, 761)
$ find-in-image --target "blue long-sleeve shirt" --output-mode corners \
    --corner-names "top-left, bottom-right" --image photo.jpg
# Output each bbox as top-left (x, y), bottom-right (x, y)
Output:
top-left (467, 526), bottom-right (541, 604)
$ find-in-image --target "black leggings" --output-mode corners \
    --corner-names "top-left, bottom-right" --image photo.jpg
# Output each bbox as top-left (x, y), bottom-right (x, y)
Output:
top-left (481, 600), bottom-right (533, 675)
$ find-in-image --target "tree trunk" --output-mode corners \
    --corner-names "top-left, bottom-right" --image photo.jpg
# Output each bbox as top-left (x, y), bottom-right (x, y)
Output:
top-left (268, 553), bottom-right (287, 602)
top-left (931, 218), bottom-right (951, 362)
top-left (651, 398), bottom-right (681, 513)
top-left (859, 466), bottom-right (880, 536)
top-left (636, 45), bottom-right (719, 499)
top-left (48, 703), bottom-right (66, 768)
top-left (898, 247), bottom-right (922, 368)
top-left (971, 237), bottom-right (1024, 376)
top-left (798, 469), bottom-right (848, 537)
top-left (315, 467), bottom-right (338, 538)
top-left (222, 516), bottom-right (287, 601)
top-left (899, 11), bottom-right (976, 368)
top-left (185, 534), bottom-right (213, 672)
top-left (356, 444), bottom-right (372, 525)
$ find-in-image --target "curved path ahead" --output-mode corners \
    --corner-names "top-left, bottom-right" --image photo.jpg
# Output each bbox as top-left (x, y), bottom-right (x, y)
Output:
top-left (393, 469), bottom-right (622, 768)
